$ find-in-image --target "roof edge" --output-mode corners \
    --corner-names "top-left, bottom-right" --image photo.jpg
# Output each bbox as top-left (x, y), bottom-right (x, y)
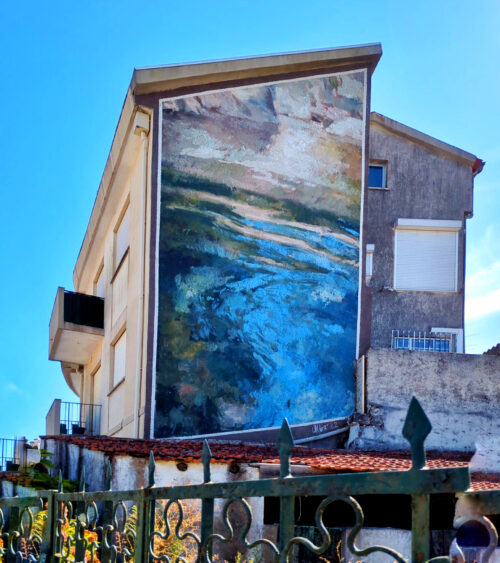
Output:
top-left (132, 44), bottom-right (382, 95)
top-left (370, 112), bottom-right (483, 171)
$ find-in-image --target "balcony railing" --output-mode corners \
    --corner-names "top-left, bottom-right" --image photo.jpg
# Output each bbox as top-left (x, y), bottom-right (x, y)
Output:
top-left (391, 330), bottom-right (455, 353)
top-left (0, 438), bottom-right (22, 472)
top-left (63, 290), bottom-right (104, 329)
top-left (46, 399), bottom-right (101, 436)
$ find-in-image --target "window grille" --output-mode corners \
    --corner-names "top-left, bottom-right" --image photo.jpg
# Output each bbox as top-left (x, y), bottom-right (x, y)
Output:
top-left (391, 330), bottom-right (455, 353)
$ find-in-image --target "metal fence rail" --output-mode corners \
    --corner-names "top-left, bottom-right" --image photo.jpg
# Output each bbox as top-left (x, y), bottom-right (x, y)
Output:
top-left (0, 398), bottom-right (498, 562)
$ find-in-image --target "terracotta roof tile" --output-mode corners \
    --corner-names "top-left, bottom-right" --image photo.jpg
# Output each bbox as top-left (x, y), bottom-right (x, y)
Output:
top-left (42, 434), bottom-right (499, 492)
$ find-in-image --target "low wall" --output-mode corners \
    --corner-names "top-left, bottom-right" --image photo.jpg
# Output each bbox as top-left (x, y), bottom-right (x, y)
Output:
top-left (350, 349), bottom-right (500, 452)
top-left (44, 437), bottom-right (265, 558)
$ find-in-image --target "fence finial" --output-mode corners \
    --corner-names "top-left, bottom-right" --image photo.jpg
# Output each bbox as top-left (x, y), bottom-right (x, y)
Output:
top-left (58, 469), bottom-right (63, 493)
top-left (277, 418), bottom-right (294, 478)
top-left (79, 465), bottom-right (86, 493)
top-left (402, 396), bottom-right (432, 470)
top-left (202, 440), bottom-right (212, 483)
top-left (105, 458), bottom-right (113, 491)
top-left (148, 451), bottom-right (155, 488)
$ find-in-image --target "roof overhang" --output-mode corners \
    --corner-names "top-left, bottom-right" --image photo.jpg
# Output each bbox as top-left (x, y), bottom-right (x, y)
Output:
top-left (370, 112), bottom-right (484, 173)
top-left (132, 43), bottom-right (382, 96)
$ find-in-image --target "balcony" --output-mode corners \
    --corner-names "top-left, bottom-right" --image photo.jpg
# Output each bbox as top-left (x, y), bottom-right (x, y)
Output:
top-left (391, 330), bottom-right (457, 353)
top-left (46, 399), bottom-right (101, 436)
top-left (0, 438), bottom-right (22, 471)
top-left (49, 287), bottom-right (104, 365)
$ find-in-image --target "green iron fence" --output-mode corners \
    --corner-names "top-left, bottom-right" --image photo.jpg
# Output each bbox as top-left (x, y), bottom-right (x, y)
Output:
top-left (0, 397), bottom-right (498, 562)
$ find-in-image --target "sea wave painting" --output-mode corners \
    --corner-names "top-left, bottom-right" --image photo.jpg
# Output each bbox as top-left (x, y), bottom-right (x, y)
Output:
top-left (156, 71), bottom-right (365, 437)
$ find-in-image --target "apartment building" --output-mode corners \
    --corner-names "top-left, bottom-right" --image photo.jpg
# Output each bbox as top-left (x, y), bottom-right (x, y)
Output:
top-left (48, 44), bottom-right (483, 442)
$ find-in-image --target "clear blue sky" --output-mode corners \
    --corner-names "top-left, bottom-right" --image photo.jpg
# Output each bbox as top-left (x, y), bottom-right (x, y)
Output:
top-left (1, 0), bottom-right (498, 440)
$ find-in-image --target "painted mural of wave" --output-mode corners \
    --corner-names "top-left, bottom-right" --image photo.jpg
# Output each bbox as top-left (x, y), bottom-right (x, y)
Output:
top-left (156, 71), bottom-right (365, 437)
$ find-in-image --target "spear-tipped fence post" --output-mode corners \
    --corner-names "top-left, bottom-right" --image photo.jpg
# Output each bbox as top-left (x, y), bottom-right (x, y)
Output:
top-left (200, 440), bottom-right (214, 561)
top-left (136, 451), bottom-right (156, 563)
top-left (278, 419), bottom-right (295, 558)
top-left (101, 458), bottom-right (113, 561)
top-left (403, 397), bottom-right (431, 562)
top-left (74, 465), bottom-right (86, 561)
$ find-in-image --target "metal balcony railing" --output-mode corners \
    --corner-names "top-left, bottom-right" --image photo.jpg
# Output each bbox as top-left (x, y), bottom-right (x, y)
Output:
top-left (391, 330), bottom-right (455, 353)
top-left (46, 400), bottom-right (101, 436)
top-left (63, 290), bottom-right (104, 329)
top-left (0, 438), bottom-right (21, 472)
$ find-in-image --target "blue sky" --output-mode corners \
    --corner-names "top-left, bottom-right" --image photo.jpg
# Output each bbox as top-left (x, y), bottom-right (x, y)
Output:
top-left (1, 0), bottom-right (498, 439)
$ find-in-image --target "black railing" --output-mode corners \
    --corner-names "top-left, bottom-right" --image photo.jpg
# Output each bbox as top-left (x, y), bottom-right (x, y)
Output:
top-left (0, 438), bottom-right (20, 471)
top-left (63, 290), bottom-right (104, 329)
top-left (59, 401), bottom-right (101, 436)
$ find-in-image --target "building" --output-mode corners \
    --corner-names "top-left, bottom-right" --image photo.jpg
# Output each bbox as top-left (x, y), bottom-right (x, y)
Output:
top-left (47, 44), bottom-right (486, 444)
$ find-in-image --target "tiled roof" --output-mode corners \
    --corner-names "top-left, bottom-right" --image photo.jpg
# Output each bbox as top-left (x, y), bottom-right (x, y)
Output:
top-left (41, 434), bottom-right (500, 492)
top-left (44, 433), bottom-right (472, 468)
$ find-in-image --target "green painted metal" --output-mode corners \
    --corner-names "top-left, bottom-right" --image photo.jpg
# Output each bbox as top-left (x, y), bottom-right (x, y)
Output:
top-left (411, 493), bottom-right (430, 562)
top-left (201, 440), bottom-right (215, 561)
top-left (403, 397), bottom-right (432, 471)
top-left (0, 397), bottom-right (498, 562)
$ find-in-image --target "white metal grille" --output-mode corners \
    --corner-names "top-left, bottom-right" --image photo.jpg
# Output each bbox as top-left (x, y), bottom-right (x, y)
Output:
top-left (391, 330), bottom-right (455, 353)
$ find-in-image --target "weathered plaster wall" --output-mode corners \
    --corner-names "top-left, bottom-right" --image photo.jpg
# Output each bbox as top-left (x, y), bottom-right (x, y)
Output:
top-left (44, 438), bottom-right (265, 560)
top-left (350, 349), bottom-right (500, 451)
top-left (366, 122), bottom-right (473, 348)
top-left (342, 528), bottom-right (411, 562)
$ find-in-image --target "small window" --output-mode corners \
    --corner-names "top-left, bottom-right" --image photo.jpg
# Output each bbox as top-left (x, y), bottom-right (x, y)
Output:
top-left (369, 164), bottom-right (386, 189)
top-left (112, 331), bottom-right (126, 388)
top-left (115, 206), bottom-right (129, 270)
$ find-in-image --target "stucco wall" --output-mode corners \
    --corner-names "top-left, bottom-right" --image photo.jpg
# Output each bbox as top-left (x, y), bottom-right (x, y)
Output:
top-left (350, 349), bottom-right (500, 451)
top-left (366, 122), bottom-right (473, 349)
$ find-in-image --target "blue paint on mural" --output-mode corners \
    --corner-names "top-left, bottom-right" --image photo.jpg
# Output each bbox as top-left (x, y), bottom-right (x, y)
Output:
top-left (156, 72), bottom-right (365, 437)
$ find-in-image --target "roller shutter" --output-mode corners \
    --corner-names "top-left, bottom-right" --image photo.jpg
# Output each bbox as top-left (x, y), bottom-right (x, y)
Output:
top-left (394, 229), bottom-right (457, 291)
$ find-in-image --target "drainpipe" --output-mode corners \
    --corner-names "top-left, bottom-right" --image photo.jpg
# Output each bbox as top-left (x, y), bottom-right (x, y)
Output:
top-left (133, 112), bottom-right (150, 438)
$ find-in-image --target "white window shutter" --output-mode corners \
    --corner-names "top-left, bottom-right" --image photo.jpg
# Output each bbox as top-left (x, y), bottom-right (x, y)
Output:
top-left (113, 331), bottom-right (127, 387)
top-left (115, 207), bottom-right (130, 268)
top-left (395, 229), bottom-right (457, 291)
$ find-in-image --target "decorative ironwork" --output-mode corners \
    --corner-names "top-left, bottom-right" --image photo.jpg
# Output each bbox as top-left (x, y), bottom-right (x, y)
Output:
top-left (0, 397), bottom-right (498, 562)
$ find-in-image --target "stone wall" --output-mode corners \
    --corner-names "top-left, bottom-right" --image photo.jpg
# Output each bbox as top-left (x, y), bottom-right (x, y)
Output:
top-left (350, 349), bottom-right (500, 452)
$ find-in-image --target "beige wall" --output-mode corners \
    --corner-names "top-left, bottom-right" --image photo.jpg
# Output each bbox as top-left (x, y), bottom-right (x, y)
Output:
top-left (76, 110), bottom-right (153, 438)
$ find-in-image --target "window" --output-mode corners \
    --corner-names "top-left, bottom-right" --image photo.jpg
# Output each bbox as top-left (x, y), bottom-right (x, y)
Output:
top-left (112, 331), bottom-right (126, 387)
top-left (391, 330), bottom-right (454, 352)
top-left (368, 163), bottom-right (386, 189)
top-left (115, 206), bottom-right (129, 270)
top-left (394, 219), bottom-right (461, 292)
top-left (94, 263), bottom-right (105, 298)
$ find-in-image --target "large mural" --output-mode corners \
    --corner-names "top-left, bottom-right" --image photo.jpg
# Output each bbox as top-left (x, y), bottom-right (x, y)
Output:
top-left (156, 70), bottom-right (366, 437)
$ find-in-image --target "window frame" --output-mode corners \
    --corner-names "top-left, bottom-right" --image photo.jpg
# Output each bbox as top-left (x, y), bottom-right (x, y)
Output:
top-left (93, 261), bottom-right (105, 298)
top-left (110, 328), bottom-right (127, 392)
top-left (368, 160), bottom-right (388, 190)
top-left (114, 201), bottom-right (130, 274)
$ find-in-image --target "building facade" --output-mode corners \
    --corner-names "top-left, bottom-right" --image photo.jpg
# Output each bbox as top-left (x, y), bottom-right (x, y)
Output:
top-left (48, 44), bottom-right (483, 441)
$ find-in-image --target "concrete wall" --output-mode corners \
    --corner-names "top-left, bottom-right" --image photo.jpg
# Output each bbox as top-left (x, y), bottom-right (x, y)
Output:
top-left (350, 349), bottom-right (500, 451)
top-left (366, 121), bottom-right (473, 349)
